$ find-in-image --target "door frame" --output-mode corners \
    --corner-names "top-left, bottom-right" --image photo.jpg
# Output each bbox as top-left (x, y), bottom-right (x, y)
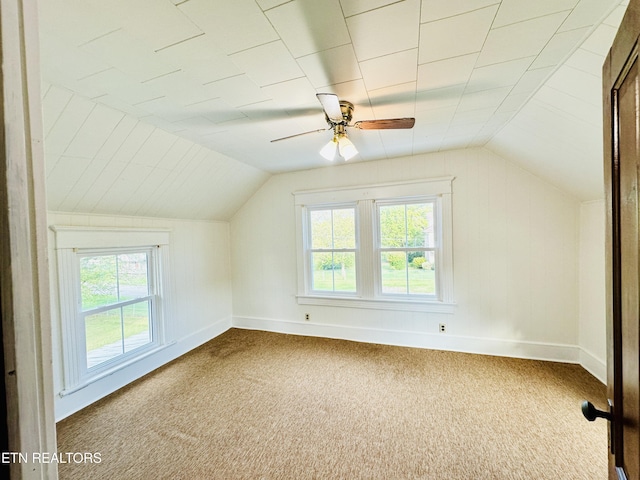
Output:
top-left (603, 2), bottom-right (640, 478)
top-left (0, 0), bottom-right (58, 478)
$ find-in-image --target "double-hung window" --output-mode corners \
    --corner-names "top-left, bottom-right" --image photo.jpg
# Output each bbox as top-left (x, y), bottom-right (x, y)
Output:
top-left (79, 249), bottom-right (156, 369)
top-left (51, 226), bottom-right (172, 393)
top-left (295, 178), bottom-right (454, 312)
top-left (377, 199), bottom-right (437, 297)
top-left (307, 205), bottom-right (357, 294)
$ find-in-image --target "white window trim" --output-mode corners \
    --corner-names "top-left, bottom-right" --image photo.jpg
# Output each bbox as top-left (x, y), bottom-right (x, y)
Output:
top-left (294, 178), bottom-right (455, 313)
top-left (50, 226), bottom-right (173, 394)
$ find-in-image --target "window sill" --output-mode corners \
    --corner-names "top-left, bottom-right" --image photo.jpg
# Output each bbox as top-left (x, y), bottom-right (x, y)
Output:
top-left (296, 295), bottom-right (456, 313)
top-left (59, 341), bottom-right (176, 397)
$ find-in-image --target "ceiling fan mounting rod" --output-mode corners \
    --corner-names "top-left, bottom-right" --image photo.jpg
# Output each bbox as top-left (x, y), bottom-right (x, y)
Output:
top-left (334, 124), bottom-right (346, 136)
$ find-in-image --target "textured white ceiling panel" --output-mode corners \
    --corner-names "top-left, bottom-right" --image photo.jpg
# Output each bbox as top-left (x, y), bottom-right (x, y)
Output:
top-left (44, 95), bottom-right (95, 157)
top-left (340, 0), bottom-right (402, 18)
top-left (465, 57), bottom-right (534, 93)
top-left (39, 36), bottom-right (109, 84)
top-left (39, 0), bottom-right (625, 219)
top-left (580, 23), bottom-right (620, 56)
top-left (297, 44), bottom-right (362, 88)
top-left (559, 0), bottom-right (622, 31)
top-left (155, 35), bottom-right (242, 85)
top-left (85, 0), bottom-right (202, 51)
top-left (260, 77), bottom-right (319, 109)
top-left (360, 49), bottom-right (418, 91)
top-left (529, 27), bottom-right (591, 70)
top-left (420, 0), bottom-right (500, 23)
top-left (201, 75), bottom-right (270, 108)
top-left (476, 12), bottom-right (568, 67)
top-left (417, 53), bottom-right (479, 91)
top-left (347, 0), bottom-right (420, 61)
top-left (230, 41), bottom-right (304, 87)
top-left (62, 105), bottom-right (125, 159)
top-left (38, 0), bottom-right (119, 46)
top-left (79, 30), bottom-right (176, 83)
top-left (544, 65), bottom-right (601, 105)
top-left (419, 6), bottom-right (498, 64)
top-left (178, 0), bottom-right (278, 54)
top-left (266, 0), bottom-right (351, 58)
top-left (492, 0), bottom-right (578, 28)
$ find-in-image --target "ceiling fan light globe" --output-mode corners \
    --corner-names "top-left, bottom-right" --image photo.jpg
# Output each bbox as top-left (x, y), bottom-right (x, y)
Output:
top-left (319, 139), bottom-right (338, 161)
top-left (338, 136), bottom-right (358, 160)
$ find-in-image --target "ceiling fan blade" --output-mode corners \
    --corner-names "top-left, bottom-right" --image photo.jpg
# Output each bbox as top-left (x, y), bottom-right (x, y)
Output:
top-left (316, 93), bottom-right (343, 123)
top-left (353, 118), bottom-right (415, 130)
top-left (270, 128), bottom-right (328, 143)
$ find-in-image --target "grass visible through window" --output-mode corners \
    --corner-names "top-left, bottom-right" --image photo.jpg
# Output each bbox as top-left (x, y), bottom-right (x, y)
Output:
top-left (85, 302), bottom-right (150, 352)
top-left (313, 263), bottom-right (436, 294)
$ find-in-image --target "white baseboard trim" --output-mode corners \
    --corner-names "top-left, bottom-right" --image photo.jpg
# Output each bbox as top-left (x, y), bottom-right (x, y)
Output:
top-left (55, 317), bottom-right (232, 421)
top-left (578, 348), bottom-right (606, 384)
top-left (232, 316), bottom-right (580, 365)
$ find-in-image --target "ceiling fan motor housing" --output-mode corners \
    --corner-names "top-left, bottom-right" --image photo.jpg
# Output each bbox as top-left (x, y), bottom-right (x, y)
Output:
top-left (327, 101), bottom-right (354, 126)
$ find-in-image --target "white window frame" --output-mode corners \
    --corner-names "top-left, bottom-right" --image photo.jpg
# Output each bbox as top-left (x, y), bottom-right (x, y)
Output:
top-left (294, 178), bottom-right (455, 313)
top-left (304, 203), bottom-right (359, 297)
top-left (374, 197), bottom-right (440, 300)
top-left (51, 226), bottom-right (173, 394)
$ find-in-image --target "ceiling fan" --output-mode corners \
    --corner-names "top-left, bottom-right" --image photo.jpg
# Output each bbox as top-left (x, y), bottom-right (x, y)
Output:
top-left (271, 93), bottom-right (415, 161)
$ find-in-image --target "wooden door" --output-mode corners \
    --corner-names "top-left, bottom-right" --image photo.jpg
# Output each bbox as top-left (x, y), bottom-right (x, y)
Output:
top-left (602, 1), bottom-right (640, 478)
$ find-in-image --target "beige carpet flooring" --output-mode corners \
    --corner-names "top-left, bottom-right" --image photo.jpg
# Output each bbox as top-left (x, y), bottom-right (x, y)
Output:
top-left (56, 328), bottom-right (608, 479)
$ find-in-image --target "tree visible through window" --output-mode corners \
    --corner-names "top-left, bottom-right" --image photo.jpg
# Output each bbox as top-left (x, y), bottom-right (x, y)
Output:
top-left (378, 201), bottom-right (436, 296)
top-left (79, 250), bottom-right (155, 369)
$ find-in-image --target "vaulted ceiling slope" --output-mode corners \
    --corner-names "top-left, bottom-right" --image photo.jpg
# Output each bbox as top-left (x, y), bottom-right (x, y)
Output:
top-left (39, 0), bottom-right (624, 219)
top-left (488, 2), bottom-right (627, 201)
top-left (42, 83), bottom-right (270, 220)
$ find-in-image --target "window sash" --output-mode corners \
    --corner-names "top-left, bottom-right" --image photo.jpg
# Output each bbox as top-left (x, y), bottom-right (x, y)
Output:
top-left (81, 294), bottom-right (154, 316)
top-left (375, 198), bottom-right (439, 299)
top-left (76, 247), bottom-right (159, 375)
top-left (305, 204), bottom-right (358, 295)
top-left (82, 296), bottom-right (155, 371)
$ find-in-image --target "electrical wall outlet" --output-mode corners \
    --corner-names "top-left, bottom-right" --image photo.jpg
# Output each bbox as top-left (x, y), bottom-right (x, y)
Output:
top-left (305, 313), bottom-right (310, 321)
top-left (439, 323), bottom-right (446, 333)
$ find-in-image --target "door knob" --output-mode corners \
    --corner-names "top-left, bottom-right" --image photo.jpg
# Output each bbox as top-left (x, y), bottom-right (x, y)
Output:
top-left (582, 400), bottom-right (612, 422)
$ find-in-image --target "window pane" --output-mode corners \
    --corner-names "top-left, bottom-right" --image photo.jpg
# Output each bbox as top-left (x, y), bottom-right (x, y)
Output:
top-left (312, 252), bottom-right (334, 291)
top-left (406, 203), bottom-right (433, 247)
top-left (85, 300), bottom-right (153, 369)
top-left (85, 308), bottom-right (124, 369)
top-left (80, 255), bottom-right (118, 310)
top-left (408, 251), bottom-right (436, 295)
top-left (310, 208), bottom-right (355, 249)
top-left (424, 206), bottom-right (435, 248)
top-left (123, 301), bottom-right (151, 353)
top-left (117, 253), bottom-right (149, 301)
top-left (332, 252), bottom-right (356, 292)
top-left (381, 252), bottom-right (407, 293)
top-left (311, 252), bottom-right (356, 293)
top-left (379, 204), bottom-right (406, 247)
top-left (310, 210), bottom-right (332, 249)
top-left (332, 208), bottom-right (355, 249)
